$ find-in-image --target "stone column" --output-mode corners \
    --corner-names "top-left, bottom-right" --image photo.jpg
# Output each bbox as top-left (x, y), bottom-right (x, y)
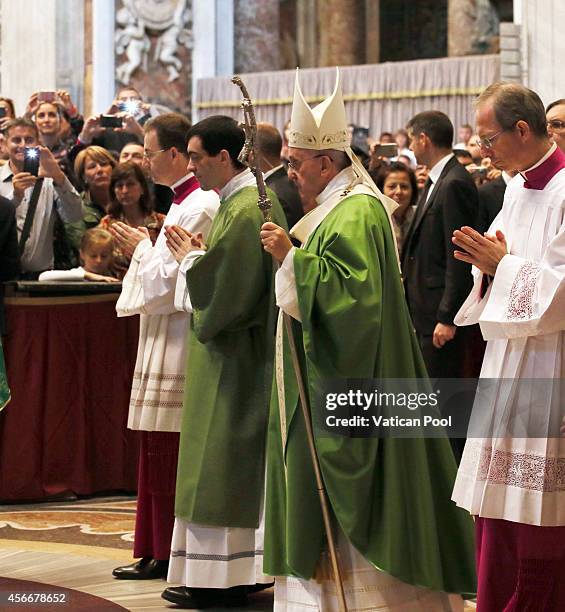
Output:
top-left (0, 0), bottom-right (57, 114)
top-left (365, 0), bottom-right (380, 64)
top-left (318, 0), bottom-right (364, 67)
top-left (234, 0), bottom-right (279, 73)
top-left (91, 0), bottom-right (115, 113)
top-left (448, 0), bottom-right (500, 56)
top-left (56, 0), bottom-right (85, 115)
top-left (297, 0), bottom-right (317, 68)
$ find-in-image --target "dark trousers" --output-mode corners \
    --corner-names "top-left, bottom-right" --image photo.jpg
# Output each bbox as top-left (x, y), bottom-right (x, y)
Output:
top-left (417, 326), bottom-right (480, 463)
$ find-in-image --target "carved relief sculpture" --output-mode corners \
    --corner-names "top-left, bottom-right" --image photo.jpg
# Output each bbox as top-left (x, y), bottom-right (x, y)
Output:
top-left (115, 0), bottom-right (193, 113)
top-left (116, 0), bottom-right (192, 84)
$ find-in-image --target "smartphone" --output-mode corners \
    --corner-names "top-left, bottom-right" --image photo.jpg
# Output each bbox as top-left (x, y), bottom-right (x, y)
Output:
top-left (374, 143), bottom-right (398, 158)
top-left (38, 91), bottom-right (56, 103)
top-left (467, 164), bottom-right (487, 176)
top-left (23, 147), bottom-right (41, 176)
top-left (100, 115), bottom-right (123, 129)
top-left (118, 100), bottom-right (140, 114)
top-left (0, 108), bottom-right (7, 118)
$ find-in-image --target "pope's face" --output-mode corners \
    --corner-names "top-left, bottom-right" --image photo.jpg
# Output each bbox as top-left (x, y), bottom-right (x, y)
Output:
top-left (287, 147), bottom-right (327, 208)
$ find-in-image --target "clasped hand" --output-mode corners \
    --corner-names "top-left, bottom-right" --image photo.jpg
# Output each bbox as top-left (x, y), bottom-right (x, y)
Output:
top-left (452, 226), bottom-right (507, 277)
top-left (165, 225), bottom-right (206, 264)
top-left (110, 222), bottom-right (150, 257)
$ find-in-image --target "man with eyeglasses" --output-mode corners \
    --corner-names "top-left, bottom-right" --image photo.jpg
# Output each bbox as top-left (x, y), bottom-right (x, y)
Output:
top-left (546, 98), bottom-right (565, 154)
top-left (111, 113), bottom-right (220, 582)
top-left (451, 82), bottom-right (565, 611)
top-left (260, 70), bottom-right (476, 611)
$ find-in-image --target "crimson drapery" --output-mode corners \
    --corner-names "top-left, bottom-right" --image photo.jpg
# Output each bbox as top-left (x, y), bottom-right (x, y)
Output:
top-left (0, 295), bottom-right (140, 501)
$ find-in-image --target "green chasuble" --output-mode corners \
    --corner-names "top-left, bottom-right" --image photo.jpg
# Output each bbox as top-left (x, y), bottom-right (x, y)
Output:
top-left (174, 183), bottom-right (287, 529)
top-left (0, 339), bottom-right (9, 411)
top-left (263, 187), bottom-right (477, 597)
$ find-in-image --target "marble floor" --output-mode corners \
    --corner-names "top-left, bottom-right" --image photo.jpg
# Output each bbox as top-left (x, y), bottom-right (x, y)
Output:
top-left (0, 496), bottom-right (474, 611)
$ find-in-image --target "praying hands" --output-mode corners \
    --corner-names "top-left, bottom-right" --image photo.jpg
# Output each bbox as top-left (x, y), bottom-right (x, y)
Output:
top-left (165, 225), bottom-right (206, 264)
top-left (110, 222), bottom-right (150, 257)
top-left (452, 226), bottom-right (508, 277)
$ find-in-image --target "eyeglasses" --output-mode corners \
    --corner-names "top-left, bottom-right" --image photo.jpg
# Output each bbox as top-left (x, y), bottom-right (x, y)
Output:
top-left (473, 129), bottom-right (506, 150)
top-left (547, 120), bottom-right (565, 131)
top-left (143, 147), bottom-right (171, 160)
top-left (287, 154), bottom-right (326, 171)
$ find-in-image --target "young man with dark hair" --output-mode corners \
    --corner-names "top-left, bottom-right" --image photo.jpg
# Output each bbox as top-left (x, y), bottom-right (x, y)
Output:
top-left (402, 111), bottom-right (479, 385)
top-left (0, 118), bottom-right (82, 277)
top-left (111, 112), bottom-right (220, 582)
top-left (161, 114), bottom-right (286, 609)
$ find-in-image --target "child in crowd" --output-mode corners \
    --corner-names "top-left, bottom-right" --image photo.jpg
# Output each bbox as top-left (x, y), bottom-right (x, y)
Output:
top-left (39, 228), bottom-right (119, 282)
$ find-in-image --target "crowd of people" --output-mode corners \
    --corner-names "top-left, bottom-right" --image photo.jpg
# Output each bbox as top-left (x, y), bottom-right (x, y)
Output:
top-left (0, 77), bottom-right (565, 611)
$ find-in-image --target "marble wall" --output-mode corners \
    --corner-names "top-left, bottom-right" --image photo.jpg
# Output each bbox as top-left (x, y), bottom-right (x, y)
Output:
top-left (234, 0), bottom-right (280, 74)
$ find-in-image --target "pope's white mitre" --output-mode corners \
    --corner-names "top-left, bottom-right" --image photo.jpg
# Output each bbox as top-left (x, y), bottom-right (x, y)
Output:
top-left (288, 68), bottom-right (349, 151)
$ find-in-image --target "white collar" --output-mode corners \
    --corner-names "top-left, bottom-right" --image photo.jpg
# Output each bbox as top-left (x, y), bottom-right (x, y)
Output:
top-left (502, 171), bottom-right (512, 185)
top-left (264, 164), bottom-right (284, 180)
top-left (290, 166), bottom-right (362, 245)
top-left (0, 162), bottom-right (14, 181)
top-left (220, 168), bottom-right (255, 201)
top-left (315, 166), bottom-right (358, 205)
top-left (523, 142), bottom-right (556, 173)
top-left (170, 173), bottom-right (194, 190)
top-left (428, 152), bottom-right (454, 184)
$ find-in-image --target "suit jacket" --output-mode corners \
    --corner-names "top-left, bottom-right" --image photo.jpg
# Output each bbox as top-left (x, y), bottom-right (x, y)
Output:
top-left (265, 166), bottom-right (304, 230)
top-left (402, 156), bottom-right (478, 335)
top-left (477, 175), bottom-right (506, 234)
top-left (0, 197), bottom-right (20, 334)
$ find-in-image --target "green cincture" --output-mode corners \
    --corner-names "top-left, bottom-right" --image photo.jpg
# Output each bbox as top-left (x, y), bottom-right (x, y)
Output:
top-left (263, 192), bottom-right (477, 598)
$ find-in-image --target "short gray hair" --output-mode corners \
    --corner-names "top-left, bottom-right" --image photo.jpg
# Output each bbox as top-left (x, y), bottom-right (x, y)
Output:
top-left (477, 82), bottom-right (547, 138)
top-left (321, 149), bottom-right (351, 171)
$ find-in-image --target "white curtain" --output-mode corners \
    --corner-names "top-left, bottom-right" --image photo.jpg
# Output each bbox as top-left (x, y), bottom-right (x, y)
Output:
top-left (195, 54), bottom-right (500, 138)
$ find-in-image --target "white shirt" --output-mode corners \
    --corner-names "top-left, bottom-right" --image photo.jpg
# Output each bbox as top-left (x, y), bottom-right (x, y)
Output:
top-left (425, 153), bottom-right (454, 202)
top-left (0, 163), bottom-right (83, 272)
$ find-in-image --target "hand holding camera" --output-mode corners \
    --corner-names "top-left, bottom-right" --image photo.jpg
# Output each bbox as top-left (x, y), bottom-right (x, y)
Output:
top-left (24, 92), bottom-right (41, 118)
top-left (56, 90), bottom-right (79, 118)
top-left (12, 171), bottom-right (37, 202)
top-left (37, 147), bottom-right (65, 185)
top-left (115, 113), bottom-right (144, 139)
top-left (78, 115), bottom-right (105, 144)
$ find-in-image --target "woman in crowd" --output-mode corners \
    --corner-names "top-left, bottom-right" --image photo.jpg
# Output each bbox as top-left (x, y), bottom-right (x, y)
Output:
top-left (74, 146), bottom-right (117, 225)
top-left (374, 161), bottom-right (418, 254)
top-left (63, 146), bottom-right (117, 263)
top-left (393, 128), bottom-right (417, 167)
top-left (0, 97), bottom-right (16, 162)
top-left (33, 101), bottom-right (76, 182)
top-left (98, 161), bottom-right (164, 278)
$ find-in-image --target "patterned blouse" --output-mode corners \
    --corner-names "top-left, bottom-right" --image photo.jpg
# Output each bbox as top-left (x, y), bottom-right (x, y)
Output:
top-left (98, 212), bottom-right (165, 279)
